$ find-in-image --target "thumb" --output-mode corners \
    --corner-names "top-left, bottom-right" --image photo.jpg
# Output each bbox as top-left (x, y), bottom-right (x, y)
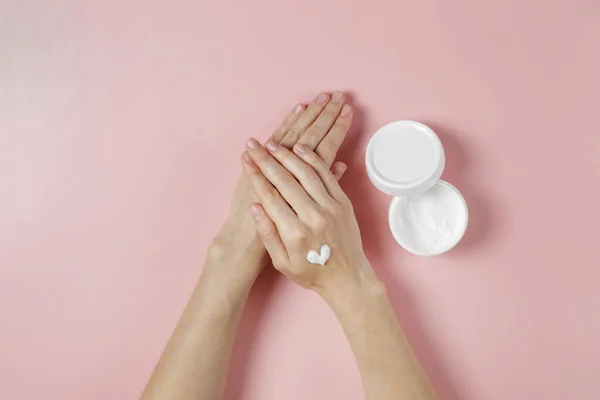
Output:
top-left (249, 203), bottom-right (289, 268)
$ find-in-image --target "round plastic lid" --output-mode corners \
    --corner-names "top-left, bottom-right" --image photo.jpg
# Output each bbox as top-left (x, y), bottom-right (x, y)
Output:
top-left (366, 120), bottom-right (445, 198)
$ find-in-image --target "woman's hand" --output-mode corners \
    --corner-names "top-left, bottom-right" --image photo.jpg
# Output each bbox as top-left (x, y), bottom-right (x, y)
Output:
top-left (208, 92), bottom-right (352, 285)
top-left (241, 139), bottom-right (438, 400)
top-left (241, 136), bottom-right (383, 299)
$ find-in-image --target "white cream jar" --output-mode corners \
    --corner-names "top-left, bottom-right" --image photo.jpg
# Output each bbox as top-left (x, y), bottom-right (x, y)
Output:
top-left (366, 121), bottom-right (468, 256)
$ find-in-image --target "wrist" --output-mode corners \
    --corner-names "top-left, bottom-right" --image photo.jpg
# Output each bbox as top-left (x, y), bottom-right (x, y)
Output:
top-left (194, 259), bottom-right (255, 319)
top-left (200, 253), bottom-right (258, 295)
top-left (322, 278), bottom-right (396, 339)
top-left (209, 224), bottom-right (267, 269)
top-left (317, 262), bottom-right (387, 316)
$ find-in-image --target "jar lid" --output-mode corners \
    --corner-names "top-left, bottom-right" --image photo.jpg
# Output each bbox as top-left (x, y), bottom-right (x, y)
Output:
top-left (366, 120), bottom-right (445, 198)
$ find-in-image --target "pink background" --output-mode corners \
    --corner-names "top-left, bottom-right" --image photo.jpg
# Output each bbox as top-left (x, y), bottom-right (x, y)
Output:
top-left (1, 1), bottom-right (599, 399)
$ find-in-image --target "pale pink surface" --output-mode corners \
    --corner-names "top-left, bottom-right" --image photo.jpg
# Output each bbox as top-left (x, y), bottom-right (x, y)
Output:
top-left (1, 0), bottom-right (599, 399)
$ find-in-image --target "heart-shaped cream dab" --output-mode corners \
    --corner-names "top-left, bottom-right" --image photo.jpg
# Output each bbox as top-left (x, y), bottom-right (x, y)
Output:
top-left (306, 244), bottom-right (331, 266)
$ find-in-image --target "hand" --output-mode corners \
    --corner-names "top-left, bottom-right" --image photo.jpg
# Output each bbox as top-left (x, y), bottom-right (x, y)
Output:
top-left (208, 92), bottom-right (352, 284)
top-left (241, 137), bottom-right (382, 299)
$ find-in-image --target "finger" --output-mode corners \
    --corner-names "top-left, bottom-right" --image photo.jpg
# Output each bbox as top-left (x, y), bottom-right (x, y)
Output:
top-left (249, 203), bottom-right (289, 268)
top-left (280, 92), bottom-right (330, 149)
top-left (315, 103), bottom-right (353, 166)
top-left (246, 139), bottom-right (319, 218)
top-left (293, 143), bottom-right (348, 202)
top-left (271, 103), bottom-right (306, 143)
top-left (264, 139), bottom-right (335, 207)
top-left (241, 151), bottom-right (300, 232)
top-left (297, 91), bottom-right (345, 150)
top-left (331, 161), bottom-right (347, 181)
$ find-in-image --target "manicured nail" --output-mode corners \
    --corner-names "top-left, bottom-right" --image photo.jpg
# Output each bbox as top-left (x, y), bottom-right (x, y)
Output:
top-left (316, 92), bottom-right (329, 104)
top-left (265, 140), bottom-right (279, 152)
top-left (246, 138), bottom-right (260, 149)
top-left (249, 204), bottom-right (262, 220)
top-left (331, 91), bottom-right (343, 104)
top-left (335, 163), bottom-right (347, 175)
top-left (294, 104), bottom-right (304, 115)
top-left (294, 143), bottom-right (307, 154)
top-left (341, 104), bottom-right (352, 116)
top-left (242, 151), bottom-right (253, 164)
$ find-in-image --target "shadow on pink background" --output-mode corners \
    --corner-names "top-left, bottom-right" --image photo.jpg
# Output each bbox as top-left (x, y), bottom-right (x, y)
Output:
top-left (1, 1), bottom-right (600, 399)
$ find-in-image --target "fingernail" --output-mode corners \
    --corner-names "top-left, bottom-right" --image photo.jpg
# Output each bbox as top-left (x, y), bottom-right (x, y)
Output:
top-left (341, 104), bottom-right (352, 116)
top-left (249, 205), bottom-right (262, 220)
top-left (336, 163), bottom-right (347, 175)
top-left (331, 91), bottom-right (343, 104)
top-left (242, 151), bottom-right (253, 164)
top-left (294, 143), bottom-right (307, 154)
top-left (316, 92), bottom-right (329, 104)
top-left (247, 138), bottom-right (260, 149)
top-left (265, 140), bottom-right (279, 152)
top-left (294, 104), bottom-right (304, 115)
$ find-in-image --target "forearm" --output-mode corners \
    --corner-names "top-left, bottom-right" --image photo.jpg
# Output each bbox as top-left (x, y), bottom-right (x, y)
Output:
top-left (141, 257), bottom-right (254, 400)
top-left (323, 276), bottom-right (437, 400)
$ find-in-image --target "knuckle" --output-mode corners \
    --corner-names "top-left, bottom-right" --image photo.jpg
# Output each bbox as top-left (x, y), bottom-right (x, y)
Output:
top-left (287, 129), bottom-right (302, 141)
top-left (322, 170), bottom-right (338, 184)
top-left (263, 187), bottom-right (280, 203)
top-left (252, 148), bottom-right (267, 159)
top-left (330, 197), bottom-right (351, 216)
top-left (334, 118), bottom-right (349, 130)
top-left (280, 131), bottom-right (301, 149)
top-left (288, 228), bottom-right (308, 244)
top-left (303, 165), bottom-right (320, 182)
top-left (252, 154), bottom-right (269, 167)
top-left (257, 225), bottom-right (276, 241)
top-left (320, 138), bottom-right (339, 153)
top-left (301, 128), bottom-right (320, 142)
top-left (284, 112), bottom-right (297, 124)
top-left (329, 204), bottom-right (345, 219)
top-left (271, 171), bottom-right (290, 187)
top-left (272, 129), bottom-right (286, 140)
top-left (311, 120), bottom-right (329, 133)
top-left (276, 150), bottom-right (294, 166)
top-left (246, 164), bottom-right (261, 175)
top-left (311, 214), bottom-right (330, 234)
top-left (305, 152), bottom-right (323, 168)
top-left (320, 109), bottom-right (337, 124)
top-left (340, 197), bottom-right (353, 212)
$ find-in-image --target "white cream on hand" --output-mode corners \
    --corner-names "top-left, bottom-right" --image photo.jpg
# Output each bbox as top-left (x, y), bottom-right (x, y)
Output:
top-left (306, 244), bottom-right (331, 266)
